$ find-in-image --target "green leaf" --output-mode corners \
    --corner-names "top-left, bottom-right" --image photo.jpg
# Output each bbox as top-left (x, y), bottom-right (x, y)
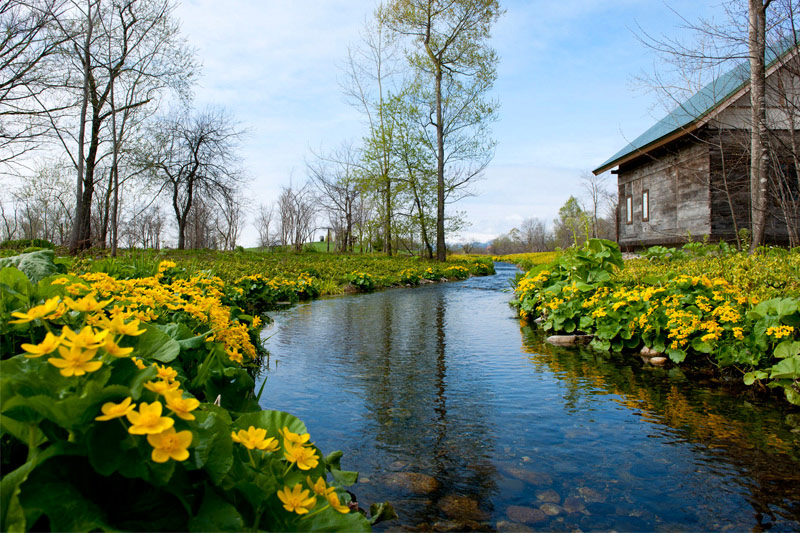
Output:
top-left (743, 370), bottom-right (768, 385)
top-left (0, 250), bottom-right (63, 284)
top-left (774, 341), bottom-right (800, 359)
top-left (188, 486), bottom-right (245, 532)
top-left (691, 337), bottom-right (713, 354)
top-left (666, 348), bottom-right (686, 363)
top-left (192, 405), bottom-right (234, 484)
top-left (369, 502), bottom-right (399, 525)
top-left (133, 323), bottom-right (181, 363)
top-left (769, 356), bottom-right (800, 379)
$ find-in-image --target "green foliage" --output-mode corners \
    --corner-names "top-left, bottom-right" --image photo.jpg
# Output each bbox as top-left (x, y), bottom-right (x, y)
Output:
top-left (513, 240), bottom-right (800, 405)
top-left (347, 272), bottom-right (376, 292)
top-left (0, 260), bottom-right (395, 530)
top-left (0, 239), bottom-right (56, 250)
top-left (0, 250), bottom-right (66, 284)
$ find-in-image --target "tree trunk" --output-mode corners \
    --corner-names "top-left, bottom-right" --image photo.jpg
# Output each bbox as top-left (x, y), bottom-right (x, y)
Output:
top-left (749, 0), bottom-right (769, 252)
top-left (69, 2), bottom-right (94, 254)
top-left (435, 65), bottom-right (446, 262)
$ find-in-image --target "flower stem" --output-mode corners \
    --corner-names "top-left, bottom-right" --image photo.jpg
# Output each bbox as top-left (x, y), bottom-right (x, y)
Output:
top-left (301, 504), bottom-right (330, 521)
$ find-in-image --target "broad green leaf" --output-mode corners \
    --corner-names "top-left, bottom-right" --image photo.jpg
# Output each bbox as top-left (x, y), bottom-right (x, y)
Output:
top-left (769, 356), bottom-right (800, 379)
top-left (192, 405), bottom-right (234, 484)
top-left (369, 502), bottom-right (399, 525)
top-left (0, 250), bottom-right (64, 284)
top-left (774, 341), bottom-right (800, 359)
top-left (188, 486), bottom-right (245, 533)
top-left (132, 323), bottom-right (180, 363)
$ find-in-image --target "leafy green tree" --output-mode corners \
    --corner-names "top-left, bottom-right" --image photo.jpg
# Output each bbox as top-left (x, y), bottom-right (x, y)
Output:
top-left (385, 0), bottom-right (502, 260)
top-left (554, 196), bottom-right (590, 248)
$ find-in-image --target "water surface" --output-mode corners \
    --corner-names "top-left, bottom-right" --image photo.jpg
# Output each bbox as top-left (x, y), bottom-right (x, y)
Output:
top-left (258, 263), bottom-right (800, 531)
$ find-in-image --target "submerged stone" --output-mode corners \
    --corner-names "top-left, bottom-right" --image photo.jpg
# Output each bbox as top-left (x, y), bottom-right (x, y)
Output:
top-left (385, 472), bottom-right (441, 494)
top-left (535, 489), bottom-right (561, 503)
top-left (562, 497), bottom-right (587, 514)
top-left (439, 495), bottom-right (489, 521)
top-left (539, 503), bottom-right (563, 516)
top-left (504, 467), bottom-right (553, 486)
top-left (649, 356), bottom-right (668, 366)
top-left (496, 520), bottom-right (536, 532)
top-left (577, 486), bottom-right (606, 503)
top-left (506, 506), bottom-right (548, 524)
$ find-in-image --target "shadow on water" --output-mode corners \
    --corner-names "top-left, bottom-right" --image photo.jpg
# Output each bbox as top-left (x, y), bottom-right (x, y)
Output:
top-left (258, 263), bottom-right (800, 531)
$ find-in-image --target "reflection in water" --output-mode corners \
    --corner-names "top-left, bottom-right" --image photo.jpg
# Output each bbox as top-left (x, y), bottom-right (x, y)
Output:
top-left (259, 263), bottom-right (800, 531)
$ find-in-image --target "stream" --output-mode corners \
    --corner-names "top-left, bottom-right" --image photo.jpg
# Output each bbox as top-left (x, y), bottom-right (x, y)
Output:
top-left (257, 262), bottom-right (800, 531)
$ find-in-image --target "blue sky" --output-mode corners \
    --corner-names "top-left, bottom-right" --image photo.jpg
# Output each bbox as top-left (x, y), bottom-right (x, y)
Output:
top-left (174, 0), bottom-right (720, 244)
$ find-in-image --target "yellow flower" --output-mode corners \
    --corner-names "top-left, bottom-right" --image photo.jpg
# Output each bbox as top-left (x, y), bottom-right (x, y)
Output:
top-left (126, 401), bottom-right (174, 435)
top-left (158, 260), bottom-right (176, 273)
top-left (277, 484), bottom-right (317, 515)
top-left (21, 332), bottom-right (62, 358)
top-left (104, 315), bottom-right (146, 337)
top-left (132, 357), bottom-right (147, 370)
top-left (10, 297), bottom-right (61, 324)
top-left (326, 491), bottom-right (350, 514)
top-left (306, 476), bottom-right (333, 496)
top-left (732, 327), bottom-right (744, 340)
top-left (51, 277), bottom-right (70, 285)
top-left (164, 391), bottom-right (200, 421)
top-left (95, 397), bottom-right (136, 421)
top-left (231, 426), bottom-right (279, 451)
top-left (61, 325), bottom-right (109, 351)
top-left (147, 427), bottom-right (192, 463)
top-left (64, 293), bottom-right (113, 313)
top-left (103, 338), bottom-right (133, 358)
top-left (47, 345), bottom-right (103, 377)
top-left (155, 364), bottom-right (178, 382)
top-left (766, 325), bottom-right (795, 339)
top-left (279, 426), bottom-right (311, 446)
top-left (284, 441), bottom-right (319, 470)
top-left (144, 379), bottom-right (181, 396)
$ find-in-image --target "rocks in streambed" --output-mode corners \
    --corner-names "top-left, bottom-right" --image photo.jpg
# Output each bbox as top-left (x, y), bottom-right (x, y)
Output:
top-left (438, 495), bottom-right (489, 521)
top-left (539, 503), bottom-right (563, 516)
top-left (545, 334), bottom-right (593, 346)
top-left (535, 489), bottom-right (560, 504)
top-left (496, 520), bottom-right (535, 532)
top-left (506, 506), bottom-right (548, 525)
top-left (385, 472), bottom-right (440, 494)
top-left (502, 467), bottom-right (553, 486)
top-left (640, 346), bottom-right (668, 366)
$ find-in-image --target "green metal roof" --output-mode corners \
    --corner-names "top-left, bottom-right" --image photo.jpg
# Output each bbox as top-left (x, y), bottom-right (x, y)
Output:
top-left (593, 41), bottom-right (797, 175)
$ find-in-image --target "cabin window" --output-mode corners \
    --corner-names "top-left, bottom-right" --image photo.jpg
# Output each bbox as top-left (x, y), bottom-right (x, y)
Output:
top-left (642, 189), bottom-right (650, 222)
top-left (625, 195), bottom-right (633, 224)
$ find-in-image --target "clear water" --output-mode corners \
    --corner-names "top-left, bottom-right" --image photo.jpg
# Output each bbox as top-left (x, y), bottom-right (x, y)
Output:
top-left (257, 263), bottom-right (800, 531)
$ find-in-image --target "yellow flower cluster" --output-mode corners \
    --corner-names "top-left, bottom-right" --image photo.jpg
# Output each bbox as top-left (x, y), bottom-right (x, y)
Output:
top-left (54, 271), bottom-right (257, 365)
top-left (95, 360), bottom-right (199, 463)
top-left (766, 325), bottom-right (795, 339)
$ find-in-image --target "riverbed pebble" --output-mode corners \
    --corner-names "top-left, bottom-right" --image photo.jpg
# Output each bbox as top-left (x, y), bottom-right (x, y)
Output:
top-left (649, 356), bottom-right (668, 365)
top-left (535, 489), bottom-right (561, 503)
top-left (385, 472), bottom-right (440, 494)
top-left (539, 503), bottom-right (563, 516)
top-left (506, 506), bottom-right (548, 524)
top-left (439, 495), bottom-right (488, 521)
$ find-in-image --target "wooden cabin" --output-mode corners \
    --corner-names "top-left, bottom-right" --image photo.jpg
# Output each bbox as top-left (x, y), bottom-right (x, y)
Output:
top-left (594, 44), bottom-right (800, 250)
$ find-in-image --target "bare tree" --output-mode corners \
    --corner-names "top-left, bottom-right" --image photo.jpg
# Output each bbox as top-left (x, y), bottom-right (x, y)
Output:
top-left (0, 0), bottom-right (66, 165)
top-left (580, 172), bottom-right (611, 239)
top-left (253, 202), bottom-right (275, 249)
top-left (277, 182), bottom-right (317, 252)
top-left (307, 142), bottom-right (362, 252)
top-left (139, 106), bottom-right (244, 249)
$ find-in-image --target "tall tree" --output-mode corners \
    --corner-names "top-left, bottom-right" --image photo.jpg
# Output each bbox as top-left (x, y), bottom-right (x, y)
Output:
top-left (140, 107), bottom-right (243, 250)
top-left (0, 0), bottom-right (66, 165)
top-left (385, 0), bottom-right (501, 260)
top-left (342, 7), bottom-right (401, 255)
top-left (748, 0), bottom-right (772, 251)
top-left (37, 0), bottom-right (194, 253)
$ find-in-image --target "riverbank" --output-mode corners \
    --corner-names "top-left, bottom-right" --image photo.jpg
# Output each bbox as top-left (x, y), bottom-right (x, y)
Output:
top-left (0, 249), bottom-right (495, 531)
top-left (510, 240), bottom-right (800, 406)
